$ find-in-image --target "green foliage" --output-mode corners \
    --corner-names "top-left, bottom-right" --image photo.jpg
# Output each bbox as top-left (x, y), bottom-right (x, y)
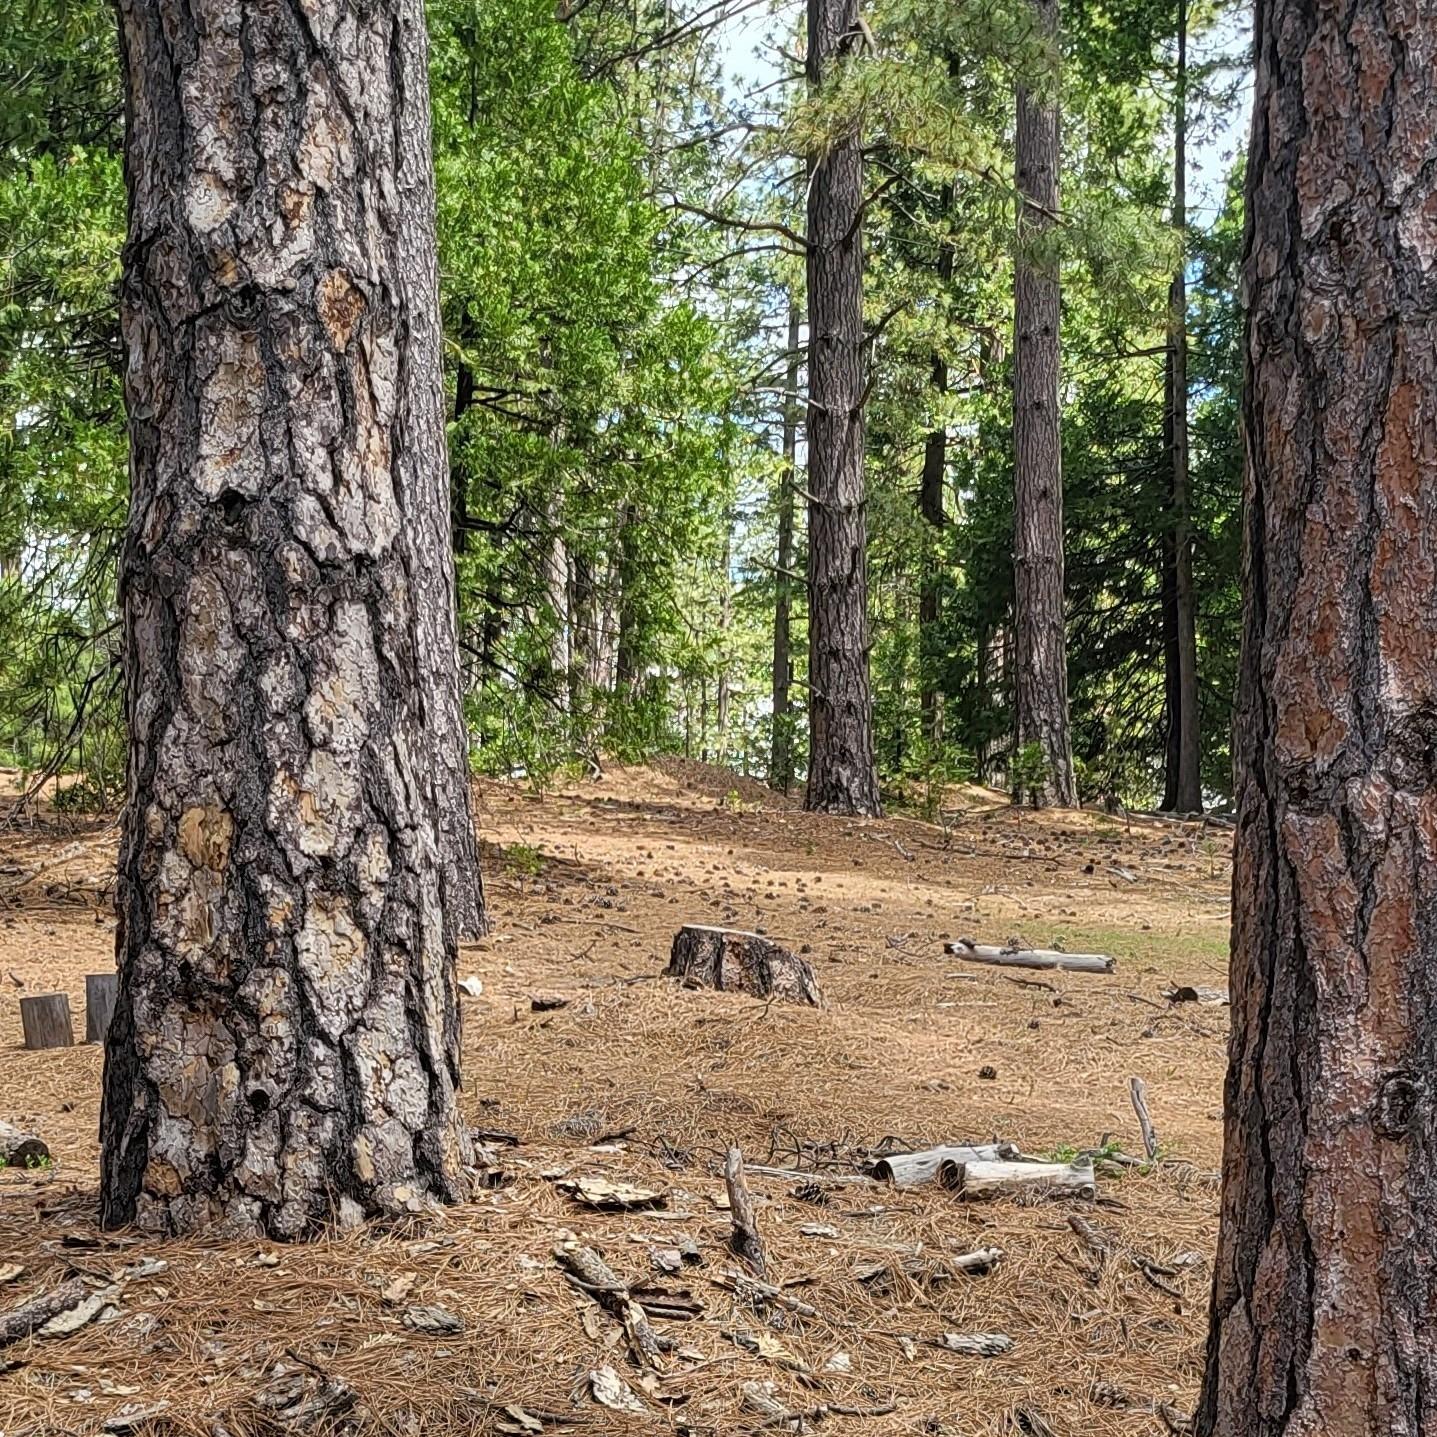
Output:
top-left (0, 0), bottom-right (1249, 815)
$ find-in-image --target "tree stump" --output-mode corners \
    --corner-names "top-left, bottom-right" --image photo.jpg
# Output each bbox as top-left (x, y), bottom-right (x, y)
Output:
top-left (19, 994), bottom-right (73, 1050)
top-left (0, 1120), bottom-right (49, 1167)
top-left (84, 974), bottom-right (118, 1044)
top-left (666, 926), bottom-right (821, 1006)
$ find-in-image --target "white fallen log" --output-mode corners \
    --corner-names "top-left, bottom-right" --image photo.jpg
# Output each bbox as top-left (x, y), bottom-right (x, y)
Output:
top-left (868, 1143), bottom-right (1019, 1186)
top-left (939, 1157), bottom-right (1097, 1201)
top-left (945, 938), bottom-right (1115, 974)
top-left (0, 1121), bottom-right (49, 1168)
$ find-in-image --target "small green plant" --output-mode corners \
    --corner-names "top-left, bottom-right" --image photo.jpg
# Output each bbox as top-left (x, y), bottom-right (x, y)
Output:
top-left (503, 842), bottom-right (545, 879)
top-left (721, 786), bottom-right (744, 813)
top-left (1010, 742), bottom-right (1049, 808)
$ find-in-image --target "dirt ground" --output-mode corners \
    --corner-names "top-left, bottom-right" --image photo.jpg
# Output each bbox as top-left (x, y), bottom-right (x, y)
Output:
top-left (0, 759), bottom-right (1233, 1437)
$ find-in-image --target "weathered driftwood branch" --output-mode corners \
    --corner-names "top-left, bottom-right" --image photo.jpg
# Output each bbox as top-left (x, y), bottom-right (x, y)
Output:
top-left (0, 1121), bottom-right (50, 1168)
top-left (725, 1146), bottom-right (768, 1279)
top-left (553, 1240), bottom-right (662, 1368)
top-left (1129, 1076), bottom-right (1159, 1159)
top-left (944, 938), bottom-right (1115, 974)
top-left (19, 993), bottom-right (73, 1050)
top-left (869, 1143), bottom-right (1019, 1186)
top-left (0, 1277), bottom-right (89, 1348)
top-left (939, 1157), bottom-right (1097, 1201)
top-left (667, 926), bottom-right (822, 1005)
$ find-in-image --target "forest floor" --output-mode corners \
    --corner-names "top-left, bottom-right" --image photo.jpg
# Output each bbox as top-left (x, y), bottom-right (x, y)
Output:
top-left (0, 759), bottom-right (1233, 1437)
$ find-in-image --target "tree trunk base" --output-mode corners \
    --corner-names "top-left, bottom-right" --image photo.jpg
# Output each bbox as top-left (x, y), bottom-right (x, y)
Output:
top-left (667, 926), bottom-right (822, 1005)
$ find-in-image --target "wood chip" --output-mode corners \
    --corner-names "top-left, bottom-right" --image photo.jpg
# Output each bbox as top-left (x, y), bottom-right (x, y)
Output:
top-left (555, 1176), bottom-right (667, 1212)
top-left (589, 1365), bottom-right (647, 1414)
top-left (402, 1305), bottom-right (463, 1334)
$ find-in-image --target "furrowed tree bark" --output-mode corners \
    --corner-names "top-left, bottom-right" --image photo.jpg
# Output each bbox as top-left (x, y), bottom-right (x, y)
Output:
top-left (804, 0), bottom-right (880, 818)
top-left (1198, 3), bottom-right (1437, 1431)
top-left (1011, 0), bottom-right (1075, 809)
top-left (103, 0), bottom-right (481, 1237)
top-left (1162, 0), bottom-right (1201, 815)
top-left (771, 297), bottom-right (800, 794)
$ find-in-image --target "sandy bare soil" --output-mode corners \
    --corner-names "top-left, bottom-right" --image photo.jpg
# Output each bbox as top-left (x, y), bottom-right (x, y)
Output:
top-left (0, 760), bottom-right (1232, 1436)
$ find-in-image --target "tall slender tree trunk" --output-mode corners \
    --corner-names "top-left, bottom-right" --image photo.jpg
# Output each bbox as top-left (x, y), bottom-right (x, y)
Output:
top-left (1011, 0), bottom-right (1075, 808)
top-left (1198, 2), bottom-right (1437, 1430)
top-left (804, 0), bottom-right (880, 817)
top-left (919, 181), bottom-right (953, 746)
top-left (1162, 0), bottom-right (1201, 814)
top-left (771, 299), bottom-right (801, 793)
top-left (716, 517), bottom-right (733, 756)
top-left (614, 502), bottom-right (640, 700)
top-left (102, 0), bottom-right (479, 1237)
top-left (920, 64), bottom-right (957, 747)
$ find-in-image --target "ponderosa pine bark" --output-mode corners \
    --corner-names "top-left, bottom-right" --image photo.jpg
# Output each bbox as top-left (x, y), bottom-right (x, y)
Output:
top-left (1198, 2), bottom-right (1437, 1430)
top-left (1161, 0), bottom-right (1202, 815)
top-left (804, 0), bottom-right (880, 817)
top-left (770, 298), bottom-right (800, 794)
top-left (102, 0), bottom-right (481, 1237)
top-left (1012, 0), bottom-right (1075, 808)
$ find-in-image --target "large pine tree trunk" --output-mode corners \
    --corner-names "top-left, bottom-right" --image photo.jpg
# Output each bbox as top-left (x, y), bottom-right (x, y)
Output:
top-left (1198, 1), bottom-right (1437, 1430)
top-left (1162, 0), bottom-right (1202, 815)
top-left (1011, 0), bottom-right (1075, 809)
top-left (102, 0), bottom-right (481, 1237)
top-left (770, 298), bottom-right (800, 794)
top-left (804, 0), bottom-right (880, 817)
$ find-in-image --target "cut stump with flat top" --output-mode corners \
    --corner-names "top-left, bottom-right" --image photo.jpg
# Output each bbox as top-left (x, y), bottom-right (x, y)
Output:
top-left (20, 994), bottom-right (73, 1050)
top-left (667, 926), bottom-right (821, 1006)
top-left (85, 974), bottom-right (118, 1045)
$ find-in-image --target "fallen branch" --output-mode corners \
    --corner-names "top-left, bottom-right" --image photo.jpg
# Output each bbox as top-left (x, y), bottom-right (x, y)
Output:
top-left (940, 1157), bottom-right (1097, 1201)
top-left (0, 1277), bottom-right (89, 1349)
top-left (868, 1143), bottom-right (1018, 1186)
top-left (945, 938), bottom-right (1115, 974)
top-left (553, 1241), bottom-right (663, 1368)
top-left (1129, 1077), bottom-right (1159, 1160)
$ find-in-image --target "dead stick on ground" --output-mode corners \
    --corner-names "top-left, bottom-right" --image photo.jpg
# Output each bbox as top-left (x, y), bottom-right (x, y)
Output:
top-left (725, 1146), bottom-right (768, 1279)
top-left (1129, 1076), bottom-right (1159, 1160)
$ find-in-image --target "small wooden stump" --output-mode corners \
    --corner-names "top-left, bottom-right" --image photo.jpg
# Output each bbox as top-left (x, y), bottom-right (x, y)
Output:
top-left (85, 974), bottom-right (119, 1044)
top-left (19, 993), bottom-right (73, 1050)
top-left (666, 925), bottom-right (821, 1006)
top-left (0, 1120), bottom-right (49, 1167)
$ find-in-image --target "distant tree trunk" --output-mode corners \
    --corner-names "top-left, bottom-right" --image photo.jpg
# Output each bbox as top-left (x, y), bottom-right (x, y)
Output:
top-left (1011, 0), bottom-right (1075, 808)
top-left (716, 517), bottom-right (733, 756)
top-left (614, 502), bottom-right (640, 699)
top-left (1161, 0), bottom-right (1201, 814)
top-left (540, 488), bottom-right (571, 708)
top-left (771, 299), bottom-right (801, 793)
top-left (919, 197), bottom-right (952, 745)
top-left (102, 0), bottom-right (479, 1237)
top-left (1198, 1), bottom-right (1437, 1430)
top-left (804, 0), bottom-right (880, 817)
top-left (920, 69), bottom-right (957, 748)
